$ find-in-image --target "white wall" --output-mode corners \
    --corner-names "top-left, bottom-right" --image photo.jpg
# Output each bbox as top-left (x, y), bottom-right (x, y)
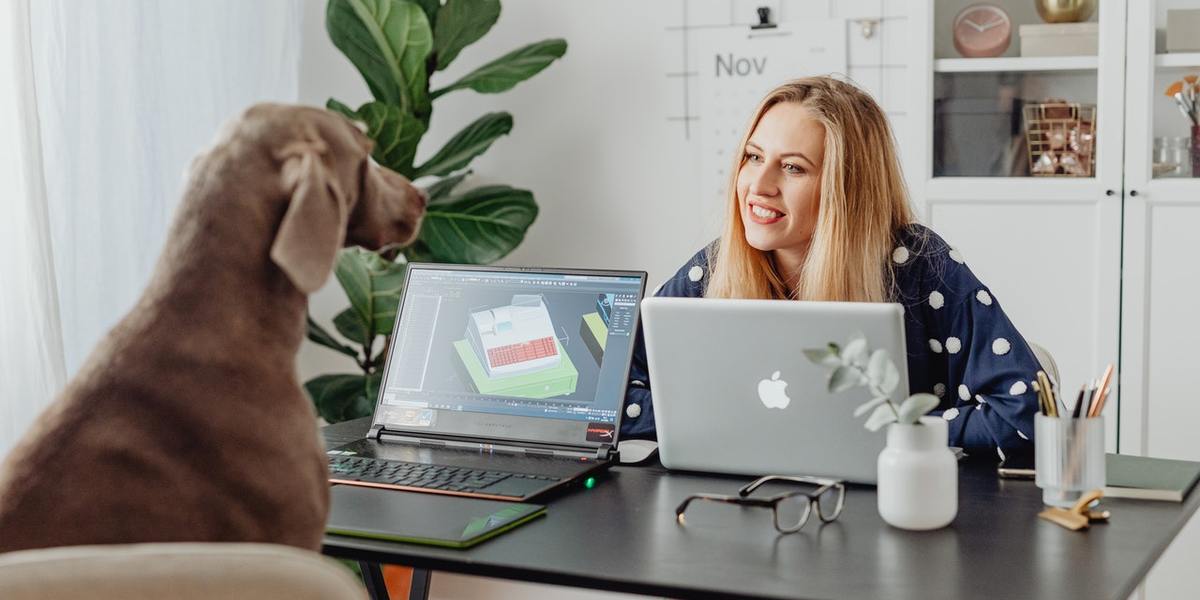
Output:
top-left (298, 1), bottom-right (915, 598)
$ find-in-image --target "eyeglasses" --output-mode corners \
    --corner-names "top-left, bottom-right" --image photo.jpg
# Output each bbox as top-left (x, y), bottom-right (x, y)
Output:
top-left (675, 475), bottom-right (846, 533)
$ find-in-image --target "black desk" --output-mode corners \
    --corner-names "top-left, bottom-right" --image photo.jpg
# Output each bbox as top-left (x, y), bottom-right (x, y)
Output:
top-left (322, 418), bottom-right (1200, 600)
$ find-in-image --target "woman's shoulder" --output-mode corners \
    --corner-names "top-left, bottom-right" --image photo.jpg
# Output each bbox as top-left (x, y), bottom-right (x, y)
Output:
top-left (893, 223), bottom-right (951, 257)
top-left (891, 223), bottom-right (984, 302)
top-left (651, 241), bottom-right (716, 298)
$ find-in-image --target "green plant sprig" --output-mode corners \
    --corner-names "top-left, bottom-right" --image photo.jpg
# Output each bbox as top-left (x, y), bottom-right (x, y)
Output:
top-left (804, 333), bottom-right (939, 432)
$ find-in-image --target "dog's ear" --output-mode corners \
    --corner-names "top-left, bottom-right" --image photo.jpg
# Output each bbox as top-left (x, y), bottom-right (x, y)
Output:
top-left (270, 142), bottom-right (348, 294)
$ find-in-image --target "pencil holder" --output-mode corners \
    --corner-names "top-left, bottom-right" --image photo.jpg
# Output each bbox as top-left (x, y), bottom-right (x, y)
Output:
top-left (1034, 414), bottom-right (1105, 508)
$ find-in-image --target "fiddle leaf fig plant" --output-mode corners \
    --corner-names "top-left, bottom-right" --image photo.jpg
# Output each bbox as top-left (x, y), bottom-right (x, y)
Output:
top-left (804, 333), bottom-right (939, 432)
top-left (305, 0), bottom-right (567, 423)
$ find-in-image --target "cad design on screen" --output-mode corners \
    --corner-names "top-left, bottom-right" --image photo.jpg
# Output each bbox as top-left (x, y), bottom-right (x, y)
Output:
top-left (375, 268), bottom-right (640, 439)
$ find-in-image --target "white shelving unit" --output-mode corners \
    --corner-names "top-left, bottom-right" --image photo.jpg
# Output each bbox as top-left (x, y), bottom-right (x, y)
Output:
top-left (1155, 52), bottom-right (1200, 67)
top-left (915, 0), bottom-right (1124, 457)
top-left (933, 55), bottom-right (1098, 72)
top-left (915, 2), bottom-right (1200, 599)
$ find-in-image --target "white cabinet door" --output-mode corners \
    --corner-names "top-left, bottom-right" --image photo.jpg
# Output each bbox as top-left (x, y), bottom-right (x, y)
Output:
top-left (923, 181), bottom-right (1122, 452)
top-left (1119, 1), bottom-right (1200, 598)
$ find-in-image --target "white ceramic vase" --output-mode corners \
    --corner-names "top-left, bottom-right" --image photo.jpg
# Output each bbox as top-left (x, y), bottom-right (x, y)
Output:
top-left (876, 416), bottom-right (957, 530)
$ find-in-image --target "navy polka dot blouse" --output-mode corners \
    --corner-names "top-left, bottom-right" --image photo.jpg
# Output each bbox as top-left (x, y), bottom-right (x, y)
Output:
top-left (621, 224), bottom-right (1041, 460)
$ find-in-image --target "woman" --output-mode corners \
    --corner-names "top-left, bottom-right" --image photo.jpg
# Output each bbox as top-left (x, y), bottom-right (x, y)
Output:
top-left (621, 77), bottom-right (1040, 459)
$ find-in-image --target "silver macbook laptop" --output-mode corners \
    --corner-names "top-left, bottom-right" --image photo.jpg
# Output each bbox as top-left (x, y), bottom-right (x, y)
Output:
top-left (640, 297), bottom-right (909, 484)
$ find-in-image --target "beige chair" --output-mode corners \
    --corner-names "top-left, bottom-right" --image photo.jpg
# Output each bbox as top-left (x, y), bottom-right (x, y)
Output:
top-left (0, 543), bottom-right (366, 600)
top-left (1029, 342), bottom-right (1061, 389)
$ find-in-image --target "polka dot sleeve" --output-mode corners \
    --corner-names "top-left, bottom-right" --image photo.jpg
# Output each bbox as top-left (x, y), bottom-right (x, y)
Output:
top-left (620, 247), bottom-right (710, 440)
top-left (931, 283), bottom-right (1040, 458)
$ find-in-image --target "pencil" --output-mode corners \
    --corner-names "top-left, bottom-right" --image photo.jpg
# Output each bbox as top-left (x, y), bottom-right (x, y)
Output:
top-left (1089, 364), bottom-right (1114, 418)
top-left (1037, 371), bottom-right (1058, 417)
top-left (1033, 380), bottom-right (1048, 416)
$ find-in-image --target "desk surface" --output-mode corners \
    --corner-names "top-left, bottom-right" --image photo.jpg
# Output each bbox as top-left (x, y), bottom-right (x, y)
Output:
top-left (322, 418), bottom-right (1200, 600)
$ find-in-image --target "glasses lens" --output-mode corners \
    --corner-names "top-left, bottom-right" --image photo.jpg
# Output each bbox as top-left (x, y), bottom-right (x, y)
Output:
top-left (774, 494), bottom-right (811, 531)
top-left (817, 485), bottom-right (844, 521)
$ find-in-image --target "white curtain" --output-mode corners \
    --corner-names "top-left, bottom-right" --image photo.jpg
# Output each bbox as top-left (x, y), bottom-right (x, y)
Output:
top-left (30, 0), bottom-right (304, 375)
top-left (1, 0), bottom-right (303, 455)
top-left (1, 0), bottom-right (67, 457)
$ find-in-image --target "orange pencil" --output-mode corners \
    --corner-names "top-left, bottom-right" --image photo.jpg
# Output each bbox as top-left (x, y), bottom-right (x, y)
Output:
top-left (1089, 364), bottom-right (1114, 418)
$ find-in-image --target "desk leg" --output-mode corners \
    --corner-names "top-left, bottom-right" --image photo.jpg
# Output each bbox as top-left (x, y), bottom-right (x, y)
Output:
top-left (358, 563), bottom-right (432, 600)
top-left (409, 569), bottom-right (431, 600)
top-left (359, 561), bottom-right (390, 600)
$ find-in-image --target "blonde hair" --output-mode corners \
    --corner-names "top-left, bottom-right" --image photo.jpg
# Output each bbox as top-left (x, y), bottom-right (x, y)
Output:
top-left (705, 76), bottom-right (916, 302)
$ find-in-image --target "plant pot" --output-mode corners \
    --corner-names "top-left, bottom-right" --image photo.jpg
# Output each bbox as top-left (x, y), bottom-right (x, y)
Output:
top-left (877, 416), bottom-right (958, 530)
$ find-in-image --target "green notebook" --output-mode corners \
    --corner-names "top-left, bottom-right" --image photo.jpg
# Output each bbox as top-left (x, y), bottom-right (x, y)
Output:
top-left (326, 485), bottom-right (546, 548)
top-left (1104, 453), bottom-right (1200, 502)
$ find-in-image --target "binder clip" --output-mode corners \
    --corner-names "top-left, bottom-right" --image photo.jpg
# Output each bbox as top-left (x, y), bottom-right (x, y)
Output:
top-left (1038, 489), bottom-right (1111, 531)
top-left (751, 6), bottom-right (776, 30)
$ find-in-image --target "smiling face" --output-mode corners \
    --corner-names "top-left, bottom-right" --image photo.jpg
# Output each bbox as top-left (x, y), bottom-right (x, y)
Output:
top-left (736, 102), bottom-right (826, 260)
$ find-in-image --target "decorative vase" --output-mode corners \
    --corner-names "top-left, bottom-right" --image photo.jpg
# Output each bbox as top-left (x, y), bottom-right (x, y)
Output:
top-left (877, 416), bottom-right (958, 530)
top-left (1035, 0), bottom-right (1096, 23)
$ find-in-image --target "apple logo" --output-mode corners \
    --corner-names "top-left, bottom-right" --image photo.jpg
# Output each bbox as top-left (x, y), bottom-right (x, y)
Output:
top-left (757, 370), bottom-right (791, 409)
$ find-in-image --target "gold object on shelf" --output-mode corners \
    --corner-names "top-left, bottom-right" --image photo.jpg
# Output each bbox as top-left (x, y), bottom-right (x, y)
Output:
top-left (1025, 99), bottom-right (1096, 177)
top-left (1035, 0), bottom-right (1097, 23)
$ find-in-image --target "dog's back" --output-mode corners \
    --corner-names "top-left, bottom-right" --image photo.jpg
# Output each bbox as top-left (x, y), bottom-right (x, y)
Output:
top-left (0, 322), bottom-right (329, 551)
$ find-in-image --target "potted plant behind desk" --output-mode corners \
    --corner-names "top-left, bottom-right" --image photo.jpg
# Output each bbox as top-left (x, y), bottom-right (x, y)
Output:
top-left (305, 0), bottom-right (568, 424)
top-left (804, 335), bottom-right (957, 530)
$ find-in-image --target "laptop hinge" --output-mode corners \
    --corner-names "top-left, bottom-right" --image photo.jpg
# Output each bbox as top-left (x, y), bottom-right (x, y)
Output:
top-left (368, 424), bottom-right (385, 441)
top-left (374, 426), bottom-right (605, 460)
top-left (522, 446), bottom-right (596, 460)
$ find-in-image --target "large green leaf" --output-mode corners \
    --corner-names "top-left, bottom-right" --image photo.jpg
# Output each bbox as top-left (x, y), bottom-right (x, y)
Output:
top-left (365, 371), bottom-right (383, 409)
top-left (334, 248), bottom-right (409, 339)
top-left (346, 373), bottom-right (380, 421)
top-left (433, 0), bottom-right (500, 70)
top-left (333, 307), bottom-right (371, 347)
top-left (356, 101), bottom-right (427, 176)
top-left (326, 98), bottom-right (358, 120)
top-left (402, 241), bottom-right (435, 263)
top-left (423, 170), bottom-right (471, 202)
top-left (305, 373), bottom-right (367, 423)
top-left (306, 315), bottom-right (358, 358)
top-left (326, 0), bottom-right (432, 113)
top-left (431, 38), bottom-right (566, 98)
top-left (412, 0), bottom-right (440, 26)
top-left (413, 112), bottom-right (511, 178)
top-left (418, 185), bottom-right (537, 264)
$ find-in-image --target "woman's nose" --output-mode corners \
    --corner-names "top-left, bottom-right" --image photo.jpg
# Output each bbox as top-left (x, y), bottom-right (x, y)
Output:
top-left (748, 166), bottom-right (779, 197)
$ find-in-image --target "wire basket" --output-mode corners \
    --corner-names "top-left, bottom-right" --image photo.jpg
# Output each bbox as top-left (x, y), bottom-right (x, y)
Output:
top-left (1024, 100), bottom-right (1096, 177)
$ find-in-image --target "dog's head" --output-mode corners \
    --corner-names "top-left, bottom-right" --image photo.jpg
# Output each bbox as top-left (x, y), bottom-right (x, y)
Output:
top-left (250, 104), bottom-right (427, 294)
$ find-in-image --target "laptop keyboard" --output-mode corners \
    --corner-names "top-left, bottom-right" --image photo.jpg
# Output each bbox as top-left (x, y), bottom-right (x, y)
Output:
top-left (328, 456), bottom-right (561, 494)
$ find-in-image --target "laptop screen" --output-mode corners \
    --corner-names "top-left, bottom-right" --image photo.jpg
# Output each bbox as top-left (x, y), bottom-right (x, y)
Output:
top-left (373, 264), bottom-right (646, 448)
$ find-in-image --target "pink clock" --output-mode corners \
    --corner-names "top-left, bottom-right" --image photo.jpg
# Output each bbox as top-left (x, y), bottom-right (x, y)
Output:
top-left (952, 4), bottom-right (1013, 58)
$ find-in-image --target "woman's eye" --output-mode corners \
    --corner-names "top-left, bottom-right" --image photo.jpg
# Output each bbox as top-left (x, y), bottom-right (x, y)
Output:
top-left (745, 152), bottom-right (762, 163)
top-left (783, 163), bottom-right (804, 175)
